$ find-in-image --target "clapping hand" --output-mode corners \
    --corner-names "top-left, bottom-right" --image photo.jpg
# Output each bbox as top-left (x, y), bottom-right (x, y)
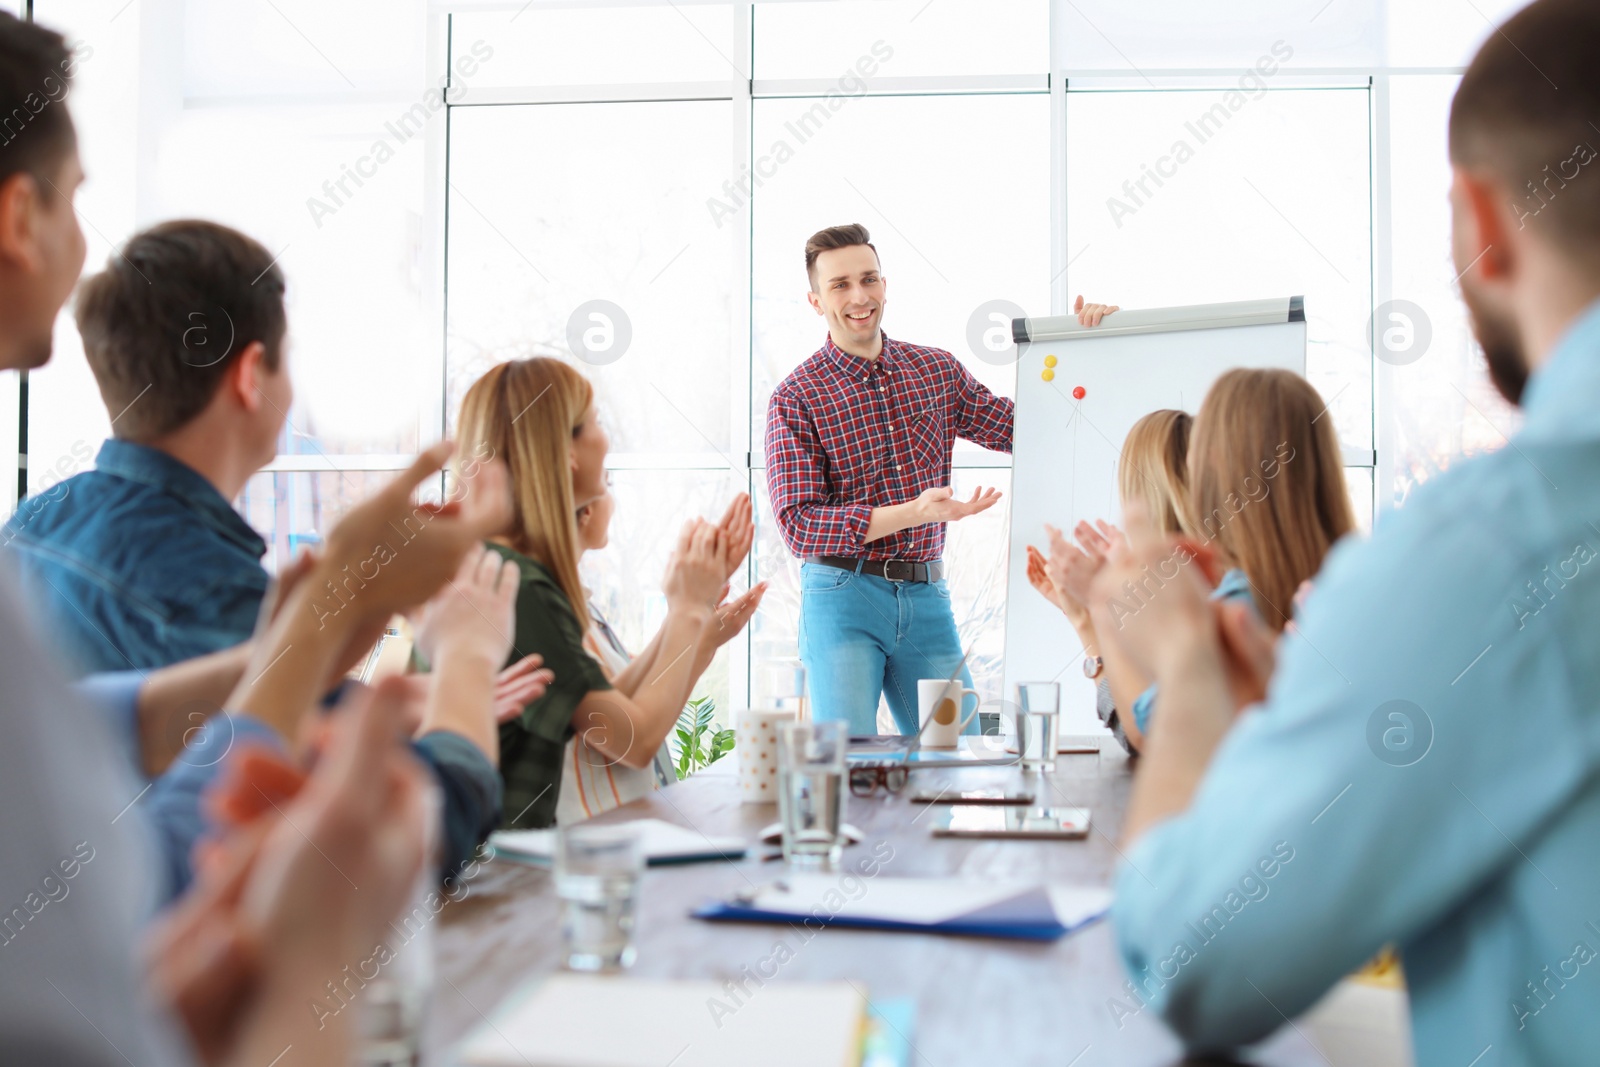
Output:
top-left (663, 519), bottom-right (730, 614)
top-left (149, 680), bottom-right (435, 1066)
top-left (412, 544), bottom-right (520, 669)
top-left (314, 443), bottom-right (512, 627)
top-left (1045, 524), bottom-right (1104, 609)
top-left (713, 493), bottom-right (755, 580)
top-left (391, 654), bottom-right (554, 732)
top-left (1087, 504), bottom-right (1218, 682)
top-left (699, 581), bottom-right (769, 657)
top-left (491, 655), bottom-right (555, 724)
top-left (1024, 545), bottom-right (1069, 612)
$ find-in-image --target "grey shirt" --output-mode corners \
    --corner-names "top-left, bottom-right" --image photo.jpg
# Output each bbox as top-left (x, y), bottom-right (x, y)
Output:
top-left (0, 564), bottom-right (192, 1066)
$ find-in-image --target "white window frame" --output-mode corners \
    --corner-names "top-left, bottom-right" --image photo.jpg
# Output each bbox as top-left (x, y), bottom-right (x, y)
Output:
top-left (422, 0), bottom-right (1440, 708)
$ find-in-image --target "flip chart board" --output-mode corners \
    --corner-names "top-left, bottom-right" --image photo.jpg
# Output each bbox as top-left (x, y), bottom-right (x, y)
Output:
top-left (1002, 298), bottom-right (1306, 734)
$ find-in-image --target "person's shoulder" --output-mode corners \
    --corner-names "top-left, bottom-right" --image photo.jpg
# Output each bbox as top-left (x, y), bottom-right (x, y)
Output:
top-left (7, 469), bottom-right (253, 571)
top-left (887, 336), bottom-right (955, 360)
top-left (772, 353), bottom-right (823, 393)
top-left (487, 540), bottom-right (551, 581)
top-left (1313, 440), bottom-right (1590, 629)
top-left (491, 543), bottom-right (576, 606)
top-left (3, 467), bottom-right (114, 537)
top-left (885, 336), bottom-right (961, 369)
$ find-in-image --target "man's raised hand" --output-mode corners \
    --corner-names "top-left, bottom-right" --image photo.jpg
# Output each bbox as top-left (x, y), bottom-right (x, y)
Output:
top-left (915, 485), bottom-right (1002, 525)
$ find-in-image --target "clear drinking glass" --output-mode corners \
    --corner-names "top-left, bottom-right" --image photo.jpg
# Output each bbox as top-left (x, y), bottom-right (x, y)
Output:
top-left (1017, 682), bottom-right (1061, 773)
top-left (554, 823), bottom-right (644, 972)
top-left (757, 659), bottom-right (809, 720)
top-left (359, 875), bottom-right (435, 1067)
top-left (777, 720), bottom-right (847, 869)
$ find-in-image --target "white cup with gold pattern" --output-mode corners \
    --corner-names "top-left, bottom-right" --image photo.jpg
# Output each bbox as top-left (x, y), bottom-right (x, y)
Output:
top-left (736, 708), bottom-right (797, 803)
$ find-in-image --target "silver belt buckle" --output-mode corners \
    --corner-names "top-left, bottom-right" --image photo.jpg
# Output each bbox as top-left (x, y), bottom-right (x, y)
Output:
top-left (883, 559), bottom-right (911, 583)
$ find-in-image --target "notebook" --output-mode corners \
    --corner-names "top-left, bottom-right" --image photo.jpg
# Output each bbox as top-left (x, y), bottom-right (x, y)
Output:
top-left (695, 874), bottom-right (1112, 942)
top-left (457, 975), bottom-right (867, 1067)
top-left (490, 818), bottom-right (746, 867)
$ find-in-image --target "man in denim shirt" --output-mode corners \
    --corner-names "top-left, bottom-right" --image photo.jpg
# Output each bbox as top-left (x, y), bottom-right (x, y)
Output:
top-left (3, 219), bottom-right (508, 892)
top-left (1101, 3), bottom-right (1600, 1064)
top-left (3, 220), bottom-right (287, 676)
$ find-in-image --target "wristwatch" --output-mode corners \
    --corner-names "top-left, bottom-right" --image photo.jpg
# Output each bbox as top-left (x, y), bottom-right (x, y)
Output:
top-left (1083, 655), bottom-right (1104, 680)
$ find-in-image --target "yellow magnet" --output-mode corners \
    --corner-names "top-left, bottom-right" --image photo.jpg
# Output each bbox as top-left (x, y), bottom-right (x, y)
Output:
top-left (1043, 354), bottom-right (1058, 368)
top-left (1041, 368), bottom-right (1055, 382)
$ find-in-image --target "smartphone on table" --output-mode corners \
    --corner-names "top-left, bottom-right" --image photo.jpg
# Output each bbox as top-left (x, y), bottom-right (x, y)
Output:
top-left (909, 787), bottom-right (1036, 805)
top-left (930, 805), bottom-right (1091, 839)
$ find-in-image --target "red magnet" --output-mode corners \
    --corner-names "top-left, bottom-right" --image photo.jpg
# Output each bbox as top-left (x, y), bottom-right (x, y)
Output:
top-left (1072, 385), bottom-right (1086, 400)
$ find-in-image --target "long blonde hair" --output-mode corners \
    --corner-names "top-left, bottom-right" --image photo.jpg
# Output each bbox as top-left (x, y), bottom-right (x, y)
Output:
top-left (1119, 409), bottom-right (1196, 537)
top-left (455, 358), bottom-right (594, 621)
top-left (1189, 369), bottom-right (1354, 632)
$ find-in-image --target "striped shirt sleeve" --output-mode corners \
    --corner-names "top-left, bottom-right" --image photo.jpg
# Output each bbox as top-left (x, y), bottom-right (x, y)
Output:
top-left (764, 384), bottom-right (874, 557)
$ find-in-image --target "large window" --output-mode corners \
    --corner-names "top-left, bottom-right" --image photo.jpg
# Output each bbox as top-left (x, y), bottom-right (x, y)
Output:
top-left (1065, 84), bottom-right (1374, 525)
top-left (10, 0), bottom-right (1537, 720)
top-left (443, 3), bottom-right (1050, 718)
top-left (26, 0), bottom-right (436, 563)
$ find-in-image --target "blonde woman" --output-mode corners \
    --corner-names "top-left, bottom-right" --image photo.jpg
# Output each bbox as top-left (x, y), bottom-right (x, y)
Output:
top-left (455, 358), bottom-right (760, 828)
top-left (1184, 369), bottom-right (1355, 631)
top-left (1095, 369), bottom-right (1355, 741)
top-left (557, 483), bottom-right (767, 822)
top-left (1025, 409), bottom-right (1195, 753)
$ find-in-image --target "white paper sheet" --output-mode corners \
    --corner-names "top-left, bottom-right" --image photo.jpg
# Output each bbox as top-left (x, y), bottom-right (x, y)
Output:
top-left (491, 818), bottom-right (745, 864)
top-left (458, 975), bottom-right (865, 1067)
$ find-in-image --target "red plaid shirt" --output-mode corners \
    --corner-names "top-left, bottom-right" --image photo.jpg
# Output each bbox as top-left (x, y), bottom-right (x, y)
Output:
top-left (764, 333), bottom-right (1013, 561)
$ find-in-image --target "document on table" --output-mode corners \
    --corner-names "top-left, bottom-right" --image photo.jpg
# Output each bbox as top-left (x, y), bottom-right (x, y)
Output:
top-left (490, 818), bottom-right (746, 866)
top-left (457, 975), bottom-right (867, 1067)
top-left (695, 874), bottom-right (1112, 941)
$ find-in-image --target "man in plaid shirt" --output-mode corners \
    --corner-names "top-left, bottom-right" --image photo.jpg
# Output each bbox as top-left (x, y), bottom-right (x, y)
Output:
top-left (765, 223), bottom-right (1116, 734)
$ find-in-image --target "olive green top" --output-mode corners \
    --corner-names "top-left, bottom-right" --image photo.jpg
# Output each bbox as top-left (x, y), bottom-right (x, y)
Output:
top-left (486, 541), bottom-right (612, 829)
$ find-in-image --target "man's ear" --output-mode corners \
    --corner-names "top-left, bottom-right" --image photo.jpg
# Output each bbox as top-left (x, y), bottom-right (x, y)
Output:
top-left (0, 173), bottom-right (44, 271)
top-left (805, 287), bottom-right (823, 315)
top-left (1455, 167), bottom-right (1515, 283)
top-left (229, 341), bottom-right (270, 412)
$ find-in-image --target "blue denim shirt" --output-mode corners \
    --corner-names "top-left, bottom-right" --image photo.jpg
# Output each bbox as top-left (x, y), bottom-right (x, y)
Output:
top-left (1131, 567), bottom-right (1255, 735)
top-left (2, 439), bottom-right (268, 677)
top-left (1113, 298), bottom-right (1600, 1064)
top-left (4, 440), bottom-right (503, 890)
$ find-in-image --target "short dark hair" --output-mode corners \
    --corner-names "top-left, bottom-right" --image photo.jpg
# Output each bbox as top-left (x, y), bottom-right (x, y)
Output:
top-left (1449, 0), bottom-right (1600, 269)
top-left (0, 12), bottom-right (79, 195)
top-left (804, 223), bottom-right (879, 290)
top-left (75, 220), bottom-right (288, 441)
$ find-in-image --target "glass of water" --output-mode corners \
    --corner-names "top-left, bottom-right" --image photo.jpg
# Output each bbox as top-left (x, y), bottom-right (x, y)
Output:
top-left (1017, 682), bottom-right (1061, 773)
top-left (359, 876), bottom-right (435, 1066)
top-left (554, 823), bottom-right (643, 972)
top-left (777, 720), bottom-right (847, 869)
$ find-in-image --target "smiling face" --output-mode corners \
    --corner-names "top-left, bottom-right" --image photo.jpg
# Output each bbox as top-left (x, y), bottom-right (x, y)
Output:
top-left (807, 243), bottom-right (886, 356)
top-left (576, 482), bottom-right (615, 553)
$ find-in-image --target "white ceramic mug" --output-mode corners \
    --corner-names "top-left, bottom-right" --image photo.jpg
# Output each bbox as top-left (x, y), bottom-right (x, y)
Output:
top-left (736, 708), bottom-right (797, 803)
top-left (916, 678), bottom-right (979, 749)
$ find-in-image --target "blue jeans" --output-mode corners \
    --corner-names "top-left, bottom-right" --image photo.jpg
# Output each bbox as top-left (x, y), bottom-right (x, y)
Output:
top-left (797, 562), bottom-right (979, 736)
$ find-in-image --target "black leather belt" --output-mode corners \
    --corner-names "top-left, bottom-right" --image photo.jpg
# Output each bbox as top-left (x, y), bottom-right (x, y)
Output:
top-left (808, 556), bottom-right (945, 583)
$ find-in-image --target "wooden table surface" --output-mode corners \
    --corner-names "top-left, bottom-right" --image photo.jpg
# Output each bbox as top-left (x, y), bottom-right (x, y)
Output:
top-left (430, 743), bottom-right (1326, 1066)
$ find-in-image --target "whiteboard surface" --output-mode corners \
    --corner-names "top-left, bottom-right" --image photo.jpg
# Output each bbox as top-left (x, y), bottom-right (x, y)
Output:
top-left (1002, 305), bottom-right (1306, 734)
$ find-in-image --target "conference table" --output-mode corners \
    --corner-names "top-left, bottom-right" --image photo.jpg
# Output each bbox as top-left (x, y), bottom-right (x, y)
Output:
top-left (429, 739), bottom-right (1329, 1066)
